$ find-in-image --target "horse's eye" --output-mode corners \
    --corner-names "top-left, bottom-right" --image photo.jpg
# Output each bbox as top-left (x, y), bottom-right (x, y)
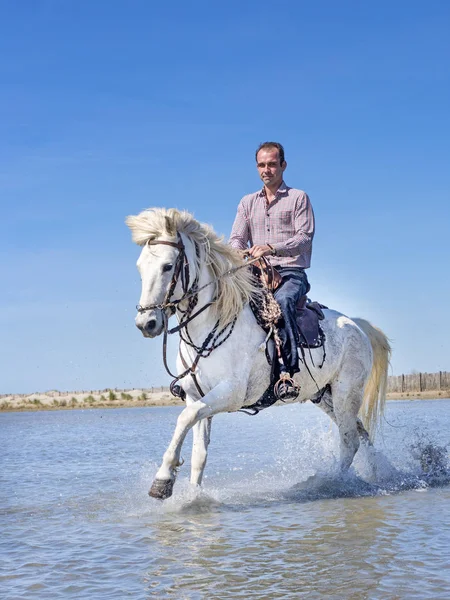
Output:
top-left (162, 263), bottom-right (173, 273)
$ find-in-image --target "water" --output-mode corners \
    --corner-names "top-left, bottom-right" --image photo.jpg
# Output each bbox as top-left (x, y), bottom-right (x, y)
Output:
top-left (1, 400), bottom-right (450, 599)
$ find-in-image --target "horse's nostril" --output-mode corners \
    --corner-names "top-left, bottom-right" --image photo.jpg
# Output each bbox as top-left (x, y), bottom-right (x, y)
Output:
top-left (145, 319), bottom-right (156, 332)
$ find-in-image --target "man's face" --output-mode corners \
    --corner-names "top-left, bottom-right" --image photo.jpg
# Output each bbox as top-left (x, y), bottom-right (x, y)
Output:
top-left (256, 148), bottom-right (286, 188)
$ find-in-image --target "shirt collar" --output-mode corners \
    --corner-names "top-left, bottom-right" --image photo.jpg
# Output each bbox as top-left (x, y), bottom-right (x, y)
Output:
top-left (258, 180), bottom-right (289, 198)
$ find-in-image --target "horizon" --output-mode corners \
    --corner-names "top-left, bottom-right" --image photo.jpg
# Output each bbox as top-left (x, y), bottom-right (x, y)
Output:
top-left (3, 368), bottom-right (450, 398)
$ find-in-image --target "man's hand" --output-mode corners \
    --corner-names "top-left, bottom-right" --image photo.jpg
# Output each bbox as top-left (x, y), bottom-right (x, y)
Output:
top-left (247, 244), bottom-right (273, 258)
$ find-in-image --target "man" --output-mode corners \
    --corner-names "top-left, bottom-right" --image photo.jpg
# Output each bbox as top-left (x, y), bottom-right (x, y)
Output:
top-left (229, 142), bottom-right (315, 398)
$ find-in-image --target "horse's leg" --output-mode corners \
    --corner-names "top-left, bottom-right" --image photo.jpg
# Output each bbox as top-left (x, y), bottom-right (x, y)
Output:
top-left (315, 387), bottom-right (365, 468)
top-left (149, 381), bottom-right (241, 500)
top-left (190, 416), bottom-right (212, 487)
top-left (313, 387), bottom-right (335, 422)
top-left (331, 381), bottom-right (364, 473)
top-left (356, 418), bottom-right (371, 444)
top-left (314, 388), bottom-right (371, 445)
top-left (315, 387), bottom-right (390, 482)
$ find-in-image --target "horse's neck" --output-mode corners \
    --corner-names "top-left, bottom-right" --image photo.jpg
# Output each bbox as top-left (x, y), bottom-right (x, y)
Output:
top-left (175, 242), bottom-right (258, 348)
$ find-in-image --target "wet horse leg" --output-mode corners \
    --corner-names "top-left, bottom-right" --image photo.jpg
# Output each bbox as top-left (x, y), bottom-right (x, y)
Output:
top-left (318, 376), bottom-right (365, 473)
top-left (190, 416), bottom-right (212, 487)
top-left (334, 391), bottom-right (362, 472)
top-left (149, 381), bottom-right (242, 500)
top-left (315, 385), bottom-right (382, 480)
top-left (315, 388), bottom-right (371, 444)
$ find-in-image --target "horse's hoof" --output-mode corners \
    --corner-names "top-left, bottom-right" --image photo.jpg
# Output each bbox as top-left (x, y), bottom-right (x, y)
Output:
top-left (148, 478), bottom-right (175, 500)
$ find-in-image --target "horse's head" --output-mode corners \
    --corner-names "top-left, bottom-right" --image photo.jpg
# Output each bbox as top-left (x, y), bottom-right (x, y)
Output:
top-left (133, 234), bottom-right (188, 337)
top-left (127, 207), bottom-right (261, 339)
top-left (126, 209), bottom-right (196, 338)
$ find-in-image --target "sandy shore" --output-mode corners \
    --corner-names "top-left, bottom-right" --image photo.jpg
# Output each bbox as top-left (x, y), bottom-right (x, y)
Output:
top-left (0, 388), bottom-right (184, 412)
top-left (1, 388), bottom-right (449, 412)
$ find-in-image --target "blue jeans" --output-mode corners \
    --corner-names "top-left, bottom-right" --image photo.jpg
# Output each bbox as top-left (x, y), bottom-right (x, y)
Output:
top-left (273, 267), bottom-right (309, 374)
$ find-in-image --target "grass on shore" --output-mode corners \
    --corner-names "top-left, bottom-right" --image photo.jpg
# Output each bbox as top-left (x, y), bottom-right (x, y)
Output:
top-left (1, 389), bottom-right (449, 413)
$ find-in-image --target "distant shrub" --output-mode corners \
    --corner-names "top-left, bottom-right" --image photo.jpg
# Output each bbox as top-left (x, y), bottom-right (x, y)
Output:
top-left (0, 401), bottom-right (10, 410)
top-left (33, 398), bottom-right (42, 405)
top-left (53, 399), bottom-right (59, 406)
top-left (85, 395), bottom-right (96, 404)
top-left (108, 390), bottom-right (117, 401)
top-left (70, 397), bottom-right (78, 406)
top-left (121, 392), bottom-right (133, 401)
top-left (140, 392), bottom-right (147, 401)
top-left (60, 399), bottom-right (67, 407)
top-left (100, 395), bottom-right (107, 402)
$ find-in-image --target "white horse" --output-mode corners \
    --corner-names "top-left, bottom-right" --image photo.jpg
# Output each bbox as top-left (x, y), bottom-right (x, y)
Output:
top-left (126, 207), bottom-right (391, 500)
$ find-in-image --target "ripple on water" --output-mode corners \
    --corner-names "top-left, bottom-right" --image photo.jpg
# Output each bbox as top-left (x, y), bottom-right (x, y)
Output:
top-left (1, 402), bottom-right (450, 599)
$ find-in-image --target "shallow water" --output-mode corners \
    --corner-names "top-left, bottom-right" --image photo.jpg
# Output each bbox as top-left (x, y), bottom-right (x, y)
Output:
top-left (1, 400), bottom-right (450, 599)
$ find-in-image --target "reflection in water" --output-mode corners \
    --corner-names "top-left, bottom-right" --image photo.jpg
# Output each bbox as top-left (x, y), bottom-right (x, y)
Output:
top-left (140, 467), bottom-right (450, 598)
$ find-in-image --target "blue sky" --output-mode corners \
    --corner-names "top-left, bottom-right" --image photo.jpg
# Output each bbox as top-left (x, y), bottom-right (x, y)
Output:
top-left (1, 1), bottom-right (449, 393)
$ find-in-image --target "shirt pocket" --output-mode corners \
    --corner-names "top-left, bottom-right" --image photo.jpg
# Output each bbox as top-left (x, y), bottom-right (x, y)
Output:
top-left (277, 210), bottom-right (294, 234)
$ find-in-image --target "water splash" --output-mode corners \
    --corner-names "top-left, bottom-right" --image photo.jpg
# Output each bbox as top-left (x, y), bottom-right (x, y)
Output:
top-left (410, 435), bottom-right (449, 485)
top-left (144, 431), bottom-right (450, 513)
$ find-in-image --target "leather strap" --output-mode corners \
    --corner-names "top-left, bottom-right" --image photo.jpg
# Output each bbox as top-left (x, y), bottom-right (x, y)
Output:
top-left (147, 239), bottom-right (184, 249)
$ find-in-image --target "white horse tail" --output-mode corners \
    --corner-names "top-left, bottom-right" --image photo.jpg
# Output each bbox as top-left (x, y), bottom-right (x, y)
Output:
top-left (352, 318), bottom-right (391, 438)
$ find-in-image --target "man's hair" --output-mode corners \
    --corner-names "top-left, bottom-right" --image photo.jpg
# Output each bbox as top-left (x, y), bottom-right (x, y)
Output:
top-left (255, 142), bottom-right (285, 165)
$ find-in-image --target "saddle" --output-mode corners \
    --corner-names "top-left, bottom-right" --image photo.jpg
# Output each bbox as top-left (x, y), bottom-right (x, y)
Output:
top-left (251, 261), bottom-right (326, 349)
top-left (295, 296), bottom-right (326, 348)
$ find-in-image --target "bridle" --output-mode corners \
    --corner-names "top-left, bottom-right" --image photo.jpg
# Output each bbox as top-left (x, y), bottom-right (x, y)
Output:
top-left (136, 234), bottom-right (259, 399)
top-left (136, 235), bottom-right (192, 315)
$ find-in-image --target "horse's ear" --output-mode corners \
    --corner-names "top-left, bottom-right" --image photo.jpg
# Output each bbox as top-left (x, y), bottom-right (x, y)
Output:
top-left (164, 215), bottom-right (176, 236)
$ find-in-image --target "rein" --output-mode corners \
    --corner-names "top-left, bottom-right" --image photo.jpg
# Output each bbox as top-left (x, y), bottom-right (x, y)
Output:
top-left (138, 235), bottom-right (260, 399)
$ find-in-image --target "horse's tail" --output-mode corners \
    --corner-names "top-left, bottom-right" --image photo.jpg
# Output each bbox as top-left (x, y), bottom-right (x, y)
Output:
top-left (352, 318), bottom-right (391, 438)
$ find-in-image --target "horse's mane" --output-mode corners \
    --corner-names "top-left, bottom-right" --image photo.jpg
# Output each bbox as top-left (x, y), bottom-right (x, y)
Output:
top-left (126, 207), bottom-right (262, 328)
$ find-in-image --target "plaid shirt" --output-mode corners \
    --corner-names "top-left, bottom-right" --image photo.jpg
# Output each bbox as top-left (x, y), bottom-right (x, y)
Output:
top-left (229, 182), bottom-right (315, 268)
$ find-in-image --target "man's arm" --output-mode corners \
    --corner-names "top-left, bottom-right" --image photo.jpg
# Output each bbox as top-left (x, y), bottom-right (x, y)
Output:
top-left (272, 192), bottom-right (315, 257)
top-left (229, 201), bottom-right (250, 250)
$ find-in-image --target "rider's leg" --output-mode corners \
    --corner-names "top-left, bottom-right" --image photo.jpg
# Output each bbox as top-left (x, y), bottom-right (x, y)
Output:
top-left (274, 268), bottom-right (309, 375)
top-left (272, 269), bottom-right (308, 399)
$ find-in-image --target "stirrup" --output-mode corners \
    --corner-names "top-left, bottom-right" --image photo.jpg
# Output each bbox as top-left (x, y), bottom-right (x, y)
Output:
top-left (274, 373), bottom-right (300, 402)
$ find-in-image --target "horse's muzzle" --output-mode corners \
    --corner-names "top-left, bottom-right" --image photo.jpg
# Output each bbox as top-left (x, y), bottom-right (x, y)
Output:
top-left (135, 312), bottom-right (164, 338)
